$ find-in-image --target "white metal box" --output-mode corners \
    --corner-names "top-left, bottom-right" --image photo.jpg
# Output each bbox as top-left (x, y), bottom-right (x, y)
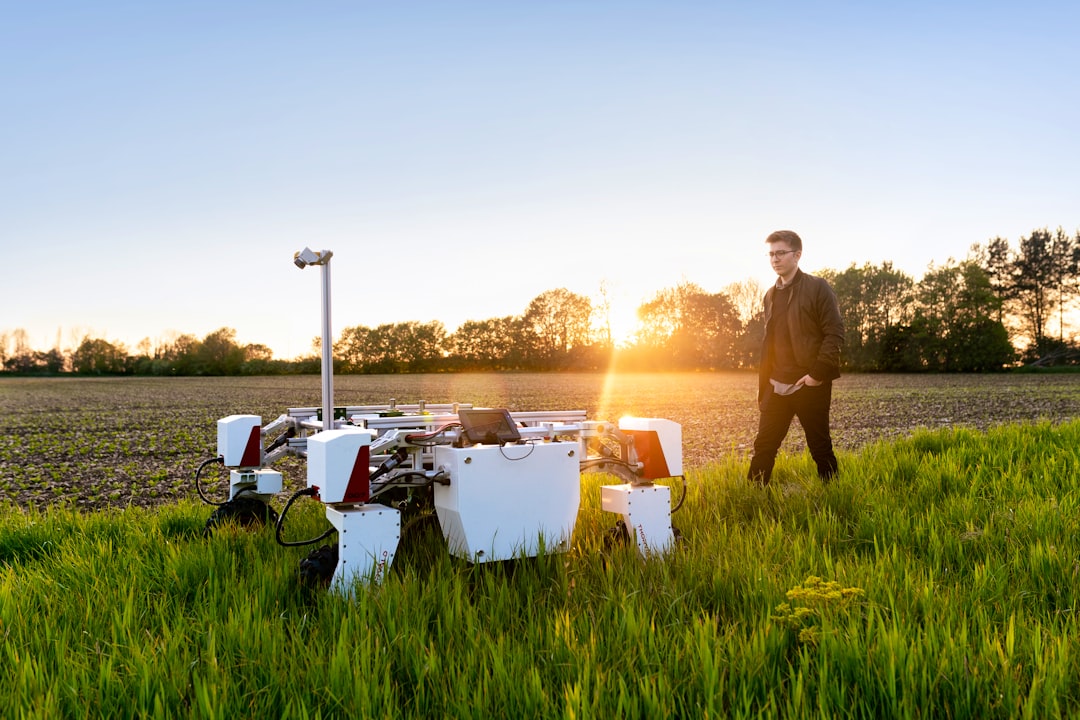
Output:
top-left (306, 428), bottom-right (376, 504)
top-left (433, 442), bottom-right (580, 562)
top-left (600, 482), bottom-right (674, 556)
top-left (327, 504), bottom-right (400, 592)
top-left (217, 415), bottom-right (262, 468)
top-left (619, 417), bottom-right (683, 478)
top-left (229, 468), bottom-right (284, 497)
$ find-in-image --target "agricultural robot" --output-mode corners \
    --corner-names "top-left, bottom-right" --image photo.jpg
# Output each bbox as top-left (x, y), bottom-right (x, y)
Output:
top-left (195, 249), bottom-right (686, 593)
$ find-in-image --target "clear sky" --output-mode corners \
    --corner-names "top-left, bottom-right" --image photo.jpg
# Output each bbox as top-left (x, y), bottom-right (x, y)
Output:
top-left (3, 1), bottom-right (1077, 359)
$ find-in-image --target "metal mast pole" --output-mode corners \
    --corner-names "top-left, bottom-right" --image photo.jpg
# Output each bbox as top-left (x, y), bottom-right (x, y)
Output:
top-left (319, 257), bottom-right (333, 430)
top-left (293, 247), bottom-right (335, 430)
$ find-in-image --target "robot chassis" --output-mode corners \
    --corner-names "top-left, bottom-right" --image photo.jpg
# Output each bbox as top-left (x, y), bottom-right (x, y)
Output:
top-left (205, 402), bottom-right (684, 593)
top-left (196, 248), bottom-right (684, 593)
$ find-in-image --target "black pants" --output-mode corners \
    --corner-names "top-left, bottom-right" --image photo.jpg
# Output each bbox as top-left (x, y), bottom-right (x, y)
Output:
top-left (748, 382), bottom-right (837, 484)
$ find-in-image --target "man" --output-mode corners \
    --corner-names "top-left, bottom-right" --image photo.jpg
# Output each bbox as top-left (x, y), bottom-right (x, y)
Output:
top-left (748, 230), bottom-right (844, 485)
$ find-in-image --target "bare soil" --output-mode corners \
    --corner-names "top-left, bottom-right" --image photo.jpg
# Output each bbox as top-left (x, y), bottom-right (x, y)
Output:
top-left (2, 372), bottom-right (1078, 512)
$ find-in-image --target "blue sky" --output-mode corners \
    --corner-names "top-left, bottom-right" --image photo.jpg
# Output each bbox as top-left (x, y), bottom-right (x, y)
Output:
top-left (3, 1), bottom-right (1077, 359)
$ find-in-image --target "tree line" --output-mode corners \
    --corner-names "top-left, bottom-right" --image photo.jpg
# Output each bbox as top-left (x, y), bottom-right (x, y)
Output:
top-left (4, 227), bottom-right (1079, 376)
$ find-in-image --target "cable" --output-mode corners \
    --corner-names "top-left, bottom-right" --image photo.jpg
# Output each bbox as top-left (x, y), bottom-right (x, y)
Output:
top-left (498, 441), bottom-right (536, 461)
top-left (398, 510), bottom-right (442, 538)
top-left (369, 447), bottom-right (408, 483)
top-left (194, 456), bottom-right (227, 506)
top-left (274, 487), bottom-right (337, 548)
top-left (577, 455), bottom-right (686, 514)
top-left (578, 457), bottom-right (638, 471)
top-left (404, 422), bottom-right (462, 445)
top-left (264, 426), bottom-right (296, 453)
top-left (276, 464), bottom-right (447, 546)
top-left (368, 470), bottom-right (447, 502)
top-left (670, 474), bottom-right (687, 514)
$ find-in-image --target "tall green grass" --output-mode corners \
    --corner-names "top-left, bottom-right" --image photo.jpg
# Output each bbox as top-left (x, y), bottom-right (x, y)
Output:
top-left (3, 420), bottom-right (1080, 718)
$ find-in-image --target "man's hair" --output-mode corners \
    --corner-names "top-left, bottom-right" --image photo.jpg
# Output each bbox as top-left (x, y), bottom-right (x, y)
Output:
top-left (766, 230), bottom-right (802, 252)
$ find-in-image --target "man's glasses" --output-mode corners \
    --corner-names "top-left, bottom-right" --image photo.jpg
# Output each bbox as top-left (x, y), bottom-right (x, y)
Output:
top-left (767, 250), bottom-right (796, 259)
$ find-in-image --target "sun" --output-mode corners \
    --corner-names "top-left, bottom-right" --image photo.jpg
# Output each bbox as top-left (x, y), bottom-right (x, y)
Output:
top-left (594, 302), bottom-right (639, 348)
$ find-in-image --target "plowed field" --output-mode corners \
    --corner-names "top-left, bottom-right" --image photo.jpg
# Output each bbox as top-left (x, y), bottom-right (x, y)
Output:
top-left (3, 372), bottom-right (1078, 511)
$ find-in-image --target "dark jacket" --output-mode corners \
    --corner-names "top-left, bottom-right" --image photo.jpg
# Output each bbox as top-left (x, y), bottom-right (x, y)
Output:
top-left (758, 269), bottom-right (844, 402)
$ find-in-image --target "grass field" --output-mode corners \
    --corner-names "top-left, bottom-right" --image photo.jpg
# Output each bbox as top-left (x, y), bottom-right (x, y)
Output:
top-left (3, 374), bottom-right (1080, 717)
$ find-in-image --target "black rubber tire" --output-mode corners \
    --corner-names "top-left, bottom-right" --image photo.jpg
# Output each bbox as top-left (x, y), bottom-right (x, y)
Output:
top-left (393, 512), bottom-right (445, 573)
top-left (603, 519), bottom-right (631, 551)
top-left (203, 497), bottom-right (279, 535)
top-left (299, 543), bottom-right (339, 588)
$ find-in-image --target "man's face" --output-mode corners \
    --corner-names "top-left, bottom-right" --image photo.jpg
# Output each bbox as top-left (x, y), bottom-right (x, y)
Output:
top-left (767, 241), bottom-right (800, 277)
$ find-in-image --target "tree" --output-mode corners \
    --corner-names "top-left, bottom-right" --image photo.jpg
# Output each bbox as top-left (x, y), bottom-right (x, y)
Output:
top-left (636, 286), bottom-right (684, 353)
top-left (4, 352), bottom-right (45, 374)
top-left (591, 280), bottom-right (615, 349)
top-left (908, 261), bottom-right (1014, 371)
top-left (1048, 227), bottom-right (1079, 343)
top-left (395, 320), bottom-right (447, 372)
top-left (1013, 229), bottom-right (1056, 354)
top-left (346, 324), bottom-right (396, 373)
top-left (822, 263), bottom-right (914, 371)
top-left (733, 312), bottom-right (764, 369)
top-left (160, 334), bottom-right (201, 375)
top-left (520, 289), bottom-right (593, 368)
top-left (194, 328), bottom-right (246, 375)
top-left (878, 320), bottom-right (928, 372)
top-left (3, 328), bottom-right (34, 371)
top-left (722, 278), bottom-right (765, 326)
top-left (70, 337), bottom-right (129, 374)
top-left (976, 228), bottom-right (1080, 360)
top-left (335, 325), bottom-right (373, 372)
top-left (335, 321), bottom-right (447, 373)
top-left (240, 343), bottom-right (276, 374)
top-left (38, 348), bottom-right (66, 374)
top-left (243, 343), bottom-right (273, 362)
top-left (636, 281), bottom-right (741, 369)
top-left (722, 278), bottom-right (765, 369)
top-left (677, 291), bottom-right (741, 369)
top-left (449, 317), bottom-right (521, 370)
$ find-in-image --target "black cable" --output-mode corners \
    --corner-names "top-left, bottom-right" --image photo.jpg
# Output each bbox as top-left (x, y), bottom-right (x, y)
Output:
top-left (404, 422), bottom-right (462, 445)
top-left (265, 427), bottom-right (296, 454)
top-left (194, 456), bottom-right (227, 506)
top-left (276, 469), bottom-right (447, 544)
top-left (369, 447), bottom-right (408, 483)
top-left (274, 487), bottom-right (337, 548)
top-left (577, 455), bottom-right (686, 514)
top-left (369, 471), bottom-right (447, 501)
top-left (670, 474), bottom-right (687, 514)
top-left (398, 511), bottom-right (440, 537)
top-left (498, 441), bottom-right (536, 461)
top-left (579, 457), bottom-right (638, 471)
